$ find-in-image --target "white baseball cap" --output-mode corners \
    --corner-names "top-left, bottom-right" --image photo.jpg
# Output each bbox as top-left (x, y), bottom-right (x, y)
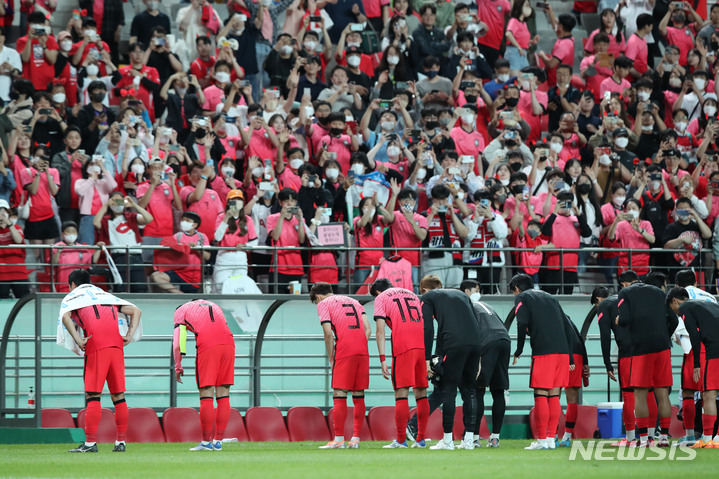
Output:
top-left (0, 199), bottom-right (10, 211)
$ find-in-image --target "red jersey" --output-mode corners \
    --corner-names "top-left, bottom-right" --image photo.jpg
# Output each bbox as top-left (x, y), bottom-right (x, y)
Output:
top-left (190, 56), bottom-right (217, 85)
top-left (16, 34), bottom-right (58, 90)
top-left (426, 209), bottom-right (462, 259)
top-left (116, 65), bottom-right (160, 121)
top-left (173, 300), bottom-right (234, 354)
top-left (373, 288), bottom-right (424, 355)
top-left (71, 304), bottom-right (123, 354)
top-left (317, 295), bottom-right (368, 360)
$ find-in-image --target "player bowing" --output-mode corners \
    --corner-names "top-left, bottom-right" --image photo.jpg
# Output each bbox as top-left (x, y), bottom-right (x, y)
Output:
top-left (311, 283), bottom-right (371, 449)
top-left (370, 279), bottom-right (429, 449)
top-left (173, 299), bottom-right (236, 451)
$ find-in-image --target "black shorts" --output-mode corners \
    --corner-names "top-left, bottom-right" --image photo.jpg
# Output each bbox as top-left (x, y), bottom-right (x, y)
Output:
top-left (165, 270), bottom-right (200, 293)
top-left (477, 339), bottom-right (510, 391)
top-left (24, 216), bottom-right (59, 240)
top-left (441, 345), bottom-right (482, 387)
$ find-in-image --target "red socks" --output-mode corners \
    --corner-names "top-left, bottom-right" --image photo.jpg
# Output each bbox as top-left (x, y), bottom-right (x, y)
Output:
top-left (199, 397), bottom-right (214, 442)
top-left (565, 402), bottom-right (578, 433)
top-left (416, 396), bottom-right (429, 442)
top-left (636, 416), bottom-right (649, 440)
top-left (547, 395), bottom-right (561, 438)
top-left (113, 399), bottom-right (128, 442)
top-left (395, 398), bottom-right (409, 443)
top-left (215, 396), bottom-right (230, 442)
top-left (659, 416), bottom-right (671, 435)
top-left (682, 397), bottom-right (695, 431)
top-left (352, 395), bottom-right (365, 438)
top-left (333, 397), bottom-right (347, 438)
top-left (85, 398), bottom-right (101, 444)
top-left (534, 395), bottom-right (549, 440)
top-left (703, 414), bottom-right (717, 437)
top-left (622, 391), bottom-right (635, 432)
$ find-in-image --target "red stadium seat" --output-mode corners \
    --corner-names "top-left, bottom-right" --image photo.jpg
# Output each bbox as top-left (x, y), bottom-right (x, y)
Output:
top-left (367, 406), bottom-right (396, 441)
top-left (42, 408), bottom-right (75, 428)
top-left (327, 407), bottom-right (373, 441)
top-left (287, 407), bottom-right (331, 442)
top-left (223, 408), bottom-right (250, 442)
top-left (245, 407), bottom-right (289, 442)
top-left (572, 405), bottom-right (598, 439)
top-left (529, 406), bottom-right (567, 439)
top-left (162, 407), bottom-right (201, 443)
top-left (409, 407), bottom-right (443, 441)
top-left (669, 405), bottom-right (685, 439)
top-left (126, 408), bottom-right (165, 443)
top-left (76, 408), bottom-right (117, 443)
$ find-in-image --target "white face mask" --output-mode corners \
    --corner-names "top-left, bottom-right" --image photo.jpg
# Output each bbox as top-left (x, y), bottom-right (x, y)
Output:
top-left (550, 142), bottom-right (563, 153)
top-left (148, 0), bottom-right (160, 10)
top-left (290, 158), bottom-right (304, 170)
top-left (637, 91), bottom-right (651, 101)
top-left (416, 168), bottom-right (427, 180)
top-left (461, 114), bottom-right (475, 126)
top-left (63, 234), bottom-right (78, 244)
top-left (221, 167), bottom-right (235, 177)
top-left (641, 124), bottom-right (654, 132)
top-left (650, 180), bottom-right (661, 191)
top-left (706, 106), bottom-right (718, 116)
top-left (86, 64), bottom-right (100, 77)
top-left (215, 71), bottom-right (231, 83)
top-left (351, 163), bottom-right (365, 175)
top-left (304, 40), bottom-right (317, 51)
top-left (521, 6), bottom-right (532, 17)
top-left (675, 121), bottom-right (688, 132)
top-left (180, 220), bottom-right (195, 232)
top-left (252, 167), bottom-right (264, 177)
top-left (599, 155), bottom-right (612, 166)
top-left (627, 209), bottom-right (639, 219)
top-left (387, 146), bottom-right (400, 157)
top-left (497, 73), bottom-right (510, 83)
top-left (363, 207), bottom-right (376, 217)
top-left (60, 40), bottom-right (73, 52)
top-left (131, 164), bottom-right (145, 175)
top-left (469, 292), bottom-right (481, 302)
top-left (500, 178), bottom-right (509, 186)
top-left (88, 165), bottom-right (101, 174)
top-left (347, 55), bottom-right (361, 68)
top-left (669, 77), bottom-right (682, 88)
top-left (347, 41), bottom-right (361, 48)
top-left (694, 78), bottom-right (707, 91)
top-left (613, 195), bottom-right (626, 206)
top-left (280, 45), bottom-right (293, 55)
top-left (387, 55), bottom-right (400, 66)
top-left (520, 80), bottom-right (530, 91)
top-left (456, 191), bottom-right (465, 201)
top-left (52, 93), bottom-right (66, 104)
top-left (84, 29), bottom-right (97, 38)
top-left (615, 137), bottom-right (629, 148)
top-left (325, 168), bottom-right (339, 180)
top-left (110, 205), bottom-right (125, 214)
top-left (380, 121), bottom-right (395, 131)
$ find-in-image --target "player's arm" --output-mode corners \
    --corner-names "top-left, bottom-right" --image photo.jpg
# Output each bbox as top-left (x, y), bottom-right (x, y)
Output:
top-left (172, 323), bottom-right (187, 382)
top-left (422, 297), bottom-right (435, 360)
top-left (596, 303), bottom-right (615, 375)
top-left (119, 304), bottom-right (141, 345)
top-left (362, 312), bottom-right (371, 341)
top-left (562, 313), bottom-right (576, 367)
top-left (682, 309), bottom-right (702, 369)
top-left (665, 305), bottom-right (679, 336)
top-left (322, 322), bottom-right (335, 366)
top-left (62, 312), bottom-right (89, 350)
top-left (375, 317), bottom-right (390, 379)
top-left (513, 297), bottom-right (528, 361)
top-left (616, 291), bottom-right (629, 327)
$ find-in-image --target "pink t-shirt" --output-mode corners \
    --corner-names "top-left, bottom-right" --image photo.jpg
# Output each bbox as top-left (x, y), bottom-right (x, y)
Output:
top-left (450, 126), bottom-right (485, 176)
top-left (265, 212), bottom-right (304, 275)
top-left (136, 182), bottom-right (174, 237)
top-left (548, 37), bottom-right (575, 86)
top-left (599, 76), bottom-right (631, 98)
top-left (506, 18), bottom-right (530, 49)
top-left (665, 26), bottom-right (696, 65)
top-left (19, 167), bottom-right (60, 222)
top-left (518, 89), bottom-right (548, 142)
top-left (202, 84), bottom-right (227, 112)
top-left (317, 295), bottom-right (368, 359)
top-left (545, 214), bottom-right (580, 271)
top-left (585, 29), bottom-right (626, 57)
top-left (277, 168), bottom-right (302, 192)
top-left (245, 127), bottom-right (276, 166)
top-left (319, 134), bottom-right (353, 174)
top-left (179, 185), bottom-right (225, 239)
top-left (215, 213), bottom-right (257, 247)
top-left (477, 0), bottom-right (511, 49)
top-left (579, 55), bottom-right (612, 100)
top-left (504, 195), bottom-right (544, 231)
top-left (382, 211), bottom-right (428, 266)
top-left (615, 219), bottom-right (653, 275)
top-left (217, 135), bottom-right (242, 160)
top-left (625, 33), bottom-right (648, 77)
top-left (54, 241), bottom-right (93, 285)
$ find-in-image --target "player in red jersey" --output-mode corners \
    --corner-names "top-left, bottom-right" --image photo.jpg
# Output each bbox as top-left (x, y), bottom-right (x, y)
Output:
top-left (311, 282), bottom-right (371, 449)
top-left (370, 279), bottom-right (429, 449)
top-left (173, 299), bottom-right (236, 451)
top-left (61, 269), bottom-right (142, 453)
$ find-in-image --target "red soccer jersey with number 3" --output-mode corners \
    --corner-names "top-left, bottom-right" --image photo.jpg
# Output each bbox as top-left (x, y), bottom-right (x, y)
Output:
top-left (373, 288), bottom-right (425, 356)
top-left (317, 295), bottom-right (368, 360)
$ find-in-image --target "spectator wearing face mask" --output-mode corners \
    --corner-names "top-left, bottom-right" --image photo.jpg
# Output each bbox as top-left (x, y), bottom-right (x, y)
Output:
top-left (74, 155), bottom-right (117, 245)
top-left (463, 190), bottom-right (508, 294)
top-left (114, 42), bottom-right (161, 122)
top-left (0, 200), bottom-right (29, 299)
top-left (635, 164), bottom-right (676, 243)
top-left (266, 187), bottom-right (307, 293)
top-left (580, 33), bottom-right (613, 102)
top-left (210, 157), bottom-right (243, 204)
top-left (16, 12), bottom-right (58, 91)
top-left (416, 56), bottom-right (452, 100)
top-left (597, 181), bottom-right (627, 283)
top-left (517, 68), bottom-right (548, 143)
top-left (160, 72), bottom-right (205, 145)
top-left (450, 105), bottom-right (485, 177)
top-left (73, 81), bottom-right (116, 153)
top-left (352, 195), bottom-right (385, 286)
top-left (608, 198), bottom-right (655, 277)
top-left (663, 197), bottom-right (713, 271)
top-left (318, 112), bottom-right (358, 174)
top-left (20, 145), bottom-right (60, 249)
top-left (659, 2), bottom-right (703, 66)
top-left (337, 26), bottom-right (376, 78)
top-left (514, 217), bottom-right (545, 286)
top-left (53, 220), bottom-right (104, 293)
top-left (180, 162), bottom-right (225, 240)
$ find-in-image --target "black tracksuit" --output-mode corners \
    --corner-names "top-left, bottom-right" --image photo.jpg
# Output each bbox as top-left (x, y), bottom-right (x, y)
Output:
top-left (617, 283), bottom-right (677, 356)
top-left (597, 295), bottom-right (631, 373)
top-left (513, 290), bottom-right (574, 362)
top-left (679, 300), bottom-right (719, 369)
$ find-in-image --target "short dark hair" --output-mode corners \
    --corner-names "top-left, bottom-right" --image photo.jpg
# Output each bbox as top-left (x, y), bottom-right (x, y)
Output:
top-left (28, 12), bottom-right (47, 25)
top-left (666, 286), bottom-right (689, 307)
top-left (68, 269), bottom-right (91, 287)
top-left (675, 269), bottom-right (697, 288)
top-left (181, 211), bottom-right (201, 226)
top-left (460, 279), bottom-right (480, 292)
top-left (370, 278), bottom-right (394, 297)
top-left (591, 286), bottom-right (611, 305)
top-left (419, 4), bottom-right (436, 15)
top-left (644, 272), bottom-right (667, 289)
top-left (558, 13), bottom-right (576, 33)
top-left (431, 184), bottom-right (450, 200)
top-left (397, 188), bottom-right (417, 202)
top-left (128, 42), bottom-right (145, 52)
top-left (675, 196), bottom-right (692, 209)
top-left (195, 35), bottom-right (211, 46)
top-left (593, 32), bottom-right (610, 45)
top-left (61, 221), bottom-right (78, 232)
top-left (64, 126), bottom-right (82, 138)
top-left (509, 273), bottom-right (534, 293)
top-left (423, 56), bottom-right (440, 70)
top-left (310, 282), bottom-right (333, 303)
top-left (636, 13), bottom-right (654, 30)
top-left (618, 270), bottom-right (639, 284)
top-left (614, 56), bottom-right (633, 70)
top-left (278, 187), bottom-right (298, 202)
top-left (494, 58), bottom-right (510, 70)
top-left (327, 112), bottom-right (346, 124)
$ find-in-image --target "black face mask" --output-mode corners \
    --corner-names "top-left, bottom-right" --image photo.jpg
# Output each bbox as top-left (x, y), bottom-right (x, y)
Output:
top-left (91, 91), bottom-right (106, 103)
top-left (509, 161), bottom-right (522, 172)
top-left (511, 184), bottom-right (525, 195)
top-left (329, 127), bottom-right (343, 137)
top-left (577, 183), bottom-right (591, 195)
top-left (465, 94), bottom-right (478, 104)
top-left (168, 163), bottom-right (181, 175)
top-left (425, 120), bottom-right (438, 130)
top-left (317, 116), bottom-right (330, 125)
top-left (195, 129), bottom-right (207, 139)
top-left (496, 194), bottom-right (507, 204)
top-left (505, 140), bottom-right (517, 148)
top-left (505, 97), bottom-right (519, 108)
top-left (712, 41), bottom-right (719, 51)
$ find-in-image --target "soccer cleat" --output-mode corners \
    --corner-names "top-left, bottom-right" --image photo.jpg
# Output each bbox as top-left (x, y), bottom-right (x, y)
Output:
top-left (556, 439), bottom-right (571, 448)
top-left (347, 439), bottom-right (360, 449)
top-left (677, 436), bottom-right (696, 446)
top-left (382, 440), bottom-right (408, 449)
top-left (486, 437), bottom-right (499, 448)
top-left (610, 438), bottom-right (636, 447)
top-left (411, 439), bottom-right (426, 448)
top-left (430, 440), bottom-right (455, 450)
top-left (655, 438), bottom-right (670, 448)
top-left (524, 441), bottom-right (549, 450)
top-left (189, 442), bottom-right (214, 451)
top-left (405, 423), bottom-right (417, 443)
top-left (212, 441), bottom-right (222, 451)
top-left (318, 440), bottom-right (346, 449)
top-left (112, 443), bottom-right (126, 452)
top-left (457, 439), bottom-right (475, 450)
top-left (69, 443), bottom-right (98, 453)
top-left (690, 440), bottom-right (714, 449)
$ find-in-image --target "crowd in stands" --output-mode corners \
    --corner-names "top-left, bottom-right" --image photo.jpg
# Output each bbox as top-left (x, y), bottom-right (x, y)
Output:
top-left (2, 0), bottom-right (719, 297)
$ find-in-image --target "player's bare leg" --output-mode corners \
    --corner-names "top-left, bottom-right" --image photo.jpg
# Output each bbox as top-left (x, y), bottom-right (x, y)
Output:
top-left (213, 385), bottom-right (231, 450)
top-left (320, 389), bottom-right (348, 449)
top-left (110, 392), bottom-right (128, 452)
top-left (680, 389), bottom-right (698, 445)
top-left (191, 386), bottom-right (216, 451)
top-left (348, 390), bottom-right (365, 448)
top-left (559, 387), bottom-right (579, 446)
top-left (693, 390), bottom-right (718, 448)
top-left (633, 387), bottom-right (651, 446)
top-left (526, 388), bottom-right (550, 450)
top-left (70, 392), bottom-right (102, 453)
top-left (652, 386), bottom-right (671, 446)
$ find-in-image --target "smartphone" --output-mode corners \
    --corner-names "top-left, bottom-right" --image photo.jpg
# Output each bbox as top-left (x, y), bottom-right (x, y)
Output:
top-left (308, 174), bottom-right (318, 184)
top-left (480, 199), bottom-right (490, 208)
top-left (460, 81), bottom-right (476, 90)
top-left (649, 173), bottom-right (662, 181)
top-left (39, 108), bottom-right (53, 115)
top-left (259, 181), bottom-right (274, 191)
top-left (347, 170), bottom-right (356, 179)
top-left (303, 87), bottom-right (311, 98)
top-left (328, 152), bottom-right (337, 160)
top-left (604, 91), bottom-right (612, 102)
top-left (447, 167), bottom-right (461, 175)
top-left (264, 159), bottom-right (272, 169)
top-left (350, 23), bottom-right (364, 32)
top-left (563, 200), bottom-right (573, 209)
top-left (118, 124), bottom-right (127, 131)
top-left (161, 171), bottom-right (169, 181)
top-left (270, 89), bottom-right (280, 99)
top-left (536, 1), bottom-right (549, 8)
top-left (77, 149), bottom-right (85, 157)
top-left (239, 80), bottom-right (250, 87)
top-left (92, 154), bottom-right (104, 164)
top-left (205, 159), bottom-right (214, 168)
top-left (672, 1), bottom-right (685, 9)
top-left (500, 110), bottom-right (514, 121)
top-left (465, 59), bottom-right (474, 66)
top-left (395, 81), bottom-right (410, 90)
top-left (310, 15), bottom-right (322, 22)
top-left (461, 155), bottom-right (475, 164)
top-left (153, 37), bottom-right (166, 46)
top-left (522, 185), bottom-right (530, 201)
top-left (463, 14), bottom-right (474, 22)
top-left (32, 28), bottom-right (46, 36)
top-left (224, 116), bottom-right (237, 124)
top-left (168, 144), bottom-right (180, 153)
top-left (322, 208), bottom-right (332, 217)
top-left (346, 120), bottom-right (358, 134)
top-left (129, 100), bottom-right (142, 106)
top-left (555, 180), bottom-right (567, 190)
top-left (379, 100), bottom-right (392, 109)
top-left (596, 146), bottom-right (612, 156)
top-left (521, 72), bottom-right (534, 81)
top-left (288, 206), bottom-right (299, 214)
top-left (237, 14), bottom-right (248, 21)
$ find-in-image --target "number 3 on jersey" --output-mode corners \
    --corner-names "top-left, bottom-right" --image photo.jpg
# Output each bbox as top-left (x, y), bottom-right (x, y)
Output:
top-left (391, 297), bottom-right (421, 322)
top-left (343, 303), bottom-right (361, 329)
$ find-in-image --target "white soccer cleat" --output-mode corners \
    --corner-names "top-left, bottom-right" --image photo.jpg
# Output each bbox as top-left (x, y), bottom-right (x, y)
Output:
top-left (318, 440), bottom-right (346, 449)
top-left (524, 441), bottom-right (549, 450)
top-left (460, 438), bottom-right (475, 450)
top-left (189, 442), bottom-right (213, 451)
top-left (430, 440), bottom-right (455, 450)
top-left (382, 440), bottom-right (408, 449)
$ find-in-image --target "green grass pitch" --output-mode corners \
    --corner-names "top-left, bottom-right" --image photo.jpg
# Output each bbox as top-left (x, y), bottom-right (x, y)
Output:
top-left (0, 441), bottom-right (715, 478)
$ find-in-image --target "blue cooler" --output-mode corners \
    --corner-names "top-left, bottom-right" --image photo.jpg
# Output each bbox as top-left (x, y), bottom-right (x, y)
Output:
top-left (597, 402), bottom-right (624, 438)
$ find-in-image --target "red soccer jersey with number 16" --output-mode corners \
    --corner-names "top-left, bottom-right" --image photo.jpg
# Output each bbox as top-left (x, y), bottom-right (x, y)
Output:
top-left (373, 288), bottom-right (425, 356)
top-left (317, 295), bottom-right (368, 360)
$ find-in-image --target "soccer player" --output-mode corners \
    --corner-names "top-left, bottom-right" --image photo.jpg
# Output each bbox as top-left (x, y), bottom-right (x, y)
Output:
top-left (61, 269), bottom-right (142, 453)
top-left (370, 278), bottom-right (429, 449)
top-left (618, 272), bottom-right (677, 447)
top-left (510, 273), bottom-right (575, 450)
top-left (667, 287), bottom-right (719, 448)
top-left (674, 269), bottom-right (716, 444)
top-left (173, 299), bottom-right (235, 451)
top-left (311, 282), bottom-right (371, 449)
top-left (421, 274), bottom-right (483, 450)
top-left (592, 284), bottom-right (637, 447)
top-left (557, 313), bottom-right (589, 447)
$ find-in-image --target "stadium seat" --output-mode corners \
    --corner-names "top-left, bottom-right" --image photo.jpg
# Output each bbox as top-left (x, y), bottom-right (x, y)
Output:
top-left (126, 408), bottom-right (165, 443)
top-left (669, 405), bottom-right (685, 439)
top-left (572, 405), bottom-right (598, 439)
top-left (286, 406), bottom-right (331, 442)
top-left (162, 407), bottom-right (201, 443)
top-left (41, 408), bottom-right (75, 428)
top-left (245, 407), bottom-right (289, 442)
top-left (409, 407), bottom-right (443, 441)
top-left (223, 408), bottom-right (250, 442)
top-left (327, 407), bottom-right (373, 441)
top-left (367, 406), bottom-right (396, 441)
top-left (529, 406), bottom-right (566, 439)
top-left (76, 408), bottom-right (117, 443)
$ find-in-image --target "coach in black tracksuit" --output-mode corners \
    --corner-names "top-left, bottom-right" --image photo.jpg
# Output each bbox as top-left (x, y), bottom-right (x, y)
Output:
top-left (617, 279), bottom-right (678, 445)
top-left (421, 278), bottom-right (482, 447)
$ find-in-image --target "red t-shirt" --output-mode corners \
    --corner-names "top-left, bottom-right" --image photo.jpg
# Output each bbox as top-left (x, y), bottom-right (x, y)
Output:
top-left (353, 216), bottom-right (384, 267)
top-left (69, 40), bottom-right (111, 76)
top-left (579, 55), bottom-right (612, 100)
top-left (665, 26), bottom-right (696, 65)
top-left (383, 211), bottom-right (427, 266)
top-left (319, 134), bottom-right (353, 174)
top-left (373, 288), bottom-right (424, 355)
top-left (135, 182), bottom-right (175, 237)
top-left (71, 304), bottom-right (123, 354)
top-left (116, 65), bottom-right (161, 121)
top-left (317, 295), bottom-right (368, 359)
top-left (19, 166), bottom-right (60, 222)
top-left (518, 89), bottom-right (548, 143)
top-left (16, 34), bottom-right (59, 90)
top-left (0, 225), bottom-right (28, 280)
top-left (477, 0), bottom-right (510, 50)
top-left (190, 56), bottom-right (217, 85)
